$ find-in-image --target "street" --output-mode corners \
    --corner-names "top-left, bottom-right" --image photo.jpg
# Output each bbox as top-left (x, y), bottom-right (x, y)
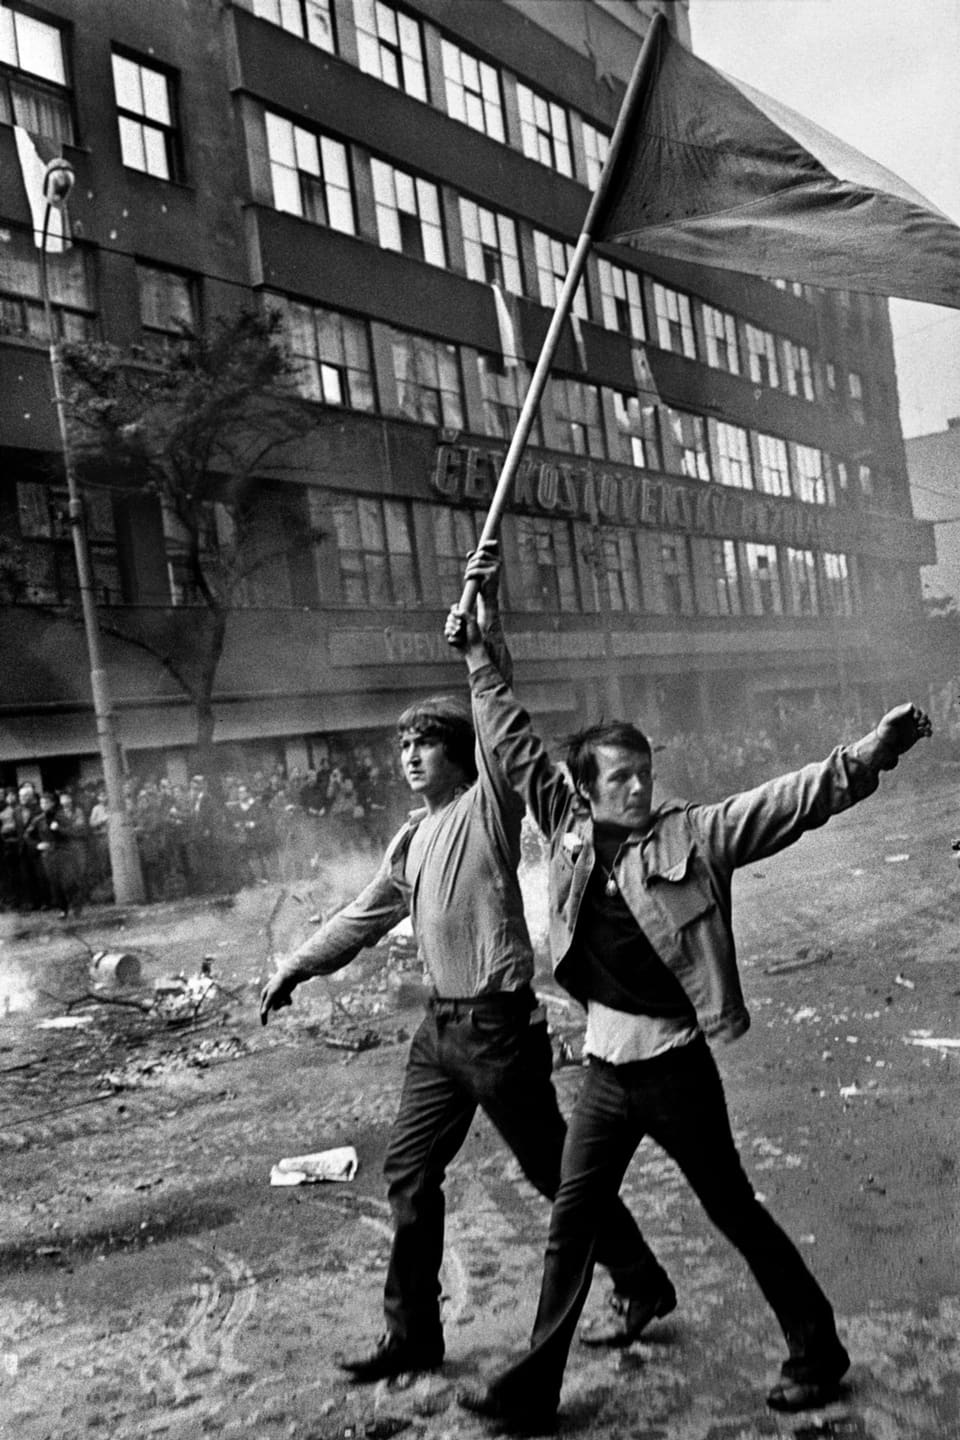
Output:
top-left (1, 762), bottom-right (959, 1440)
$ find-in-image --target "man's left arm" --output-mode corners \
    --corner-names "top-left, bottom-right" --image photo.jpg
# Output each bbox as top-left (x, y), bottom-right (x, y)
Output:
top-left (695, 702), bottom-right (932, 868)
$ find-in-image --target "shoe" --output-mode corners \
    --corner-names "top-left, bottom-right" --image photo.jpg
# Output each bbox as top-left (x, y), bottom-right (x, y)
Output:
top-left (580, 1281), bottom-right (677, 1348)
top-left (457, 1382), bottom-right (558, 1435)
top-left (766, 1347), bottom-right (850, 1412)
top-left (766, 1375), bottom-right (845, 1411)
top-left (337, 1333), bottom-right (443, 1382)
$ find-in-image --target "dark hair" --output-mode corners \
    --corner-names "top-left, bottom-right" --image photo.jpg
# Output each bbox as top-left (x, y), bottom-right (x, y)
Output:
top-left (396, 695), bottom-right (477, 782)
top-left (563, 720), bottom-right (651, 797)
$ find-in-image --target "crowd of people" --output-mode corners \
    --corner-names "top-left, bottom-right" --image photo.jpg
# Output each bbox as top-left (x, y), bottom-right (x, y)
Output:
top-left (0, 693), bottom-right (939, 917)
top-left (0, 738), bottom-right (410, 915)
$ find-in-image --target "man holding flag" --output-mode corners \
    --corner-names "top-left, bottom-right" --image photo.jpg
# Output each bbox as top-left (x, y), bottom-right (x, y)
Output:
top-left (260, 566), bottom-right (673, 1385)
top-left (448, 544), bottom-right (931, 1430)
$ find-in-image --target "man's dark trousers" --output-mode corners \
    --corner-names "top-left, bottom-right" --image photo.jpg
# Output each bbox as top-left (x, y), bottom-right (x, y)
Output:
top-left (486, 1034), bottom-right (845, 1411)
top-left (382, 989), bottom-right (668, 1354)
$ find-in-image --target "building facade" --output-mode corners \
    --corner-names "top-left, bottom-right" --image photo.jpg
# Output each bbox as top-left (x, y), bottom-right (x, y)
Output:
top-left (906, 418), bottom-right (960, 605)
top-left (0, 0), bottom-right (934, 788)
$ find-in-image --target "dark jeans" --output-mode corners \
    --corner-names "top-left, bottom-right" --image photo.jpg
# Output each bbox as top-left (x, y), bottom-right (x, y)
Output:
top-left (381, 990), bottom-right (668, 1354)
top-left (490, 1034), bottom-right (844, 1409)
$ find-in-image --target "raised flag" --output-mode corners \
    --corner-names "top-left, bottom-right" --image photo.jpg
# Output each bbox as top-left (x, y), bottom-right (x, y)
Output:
top-left (14, 125), bottom-right (72, 252)
top-left (594, 24), bottom-right (960, 309)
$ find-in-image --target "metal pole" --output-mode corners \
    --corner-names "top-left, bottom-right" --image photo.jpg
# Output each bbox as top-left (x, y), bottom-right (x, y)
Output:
top-left (38, 170), bottom-right (145, 904)
top-left (456, 9), bottom-right (668, 616)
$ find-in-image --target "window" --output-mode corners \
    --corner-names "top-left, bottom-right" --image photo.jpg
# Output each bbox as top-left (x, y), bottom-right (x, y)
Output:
top-left (610, 391), bottom-right (659, 469)
top-left (653, 282), bottom-right (695, 358)
top-left (831, 456), bottom-right (850, 502)
top-left (663, 406), bottom-right (710, 481)
top-left (533, 231), bottom-right (588, 317)
top-left (440, 38), bottom-right (503, 140)
top-left (16, 479), bottom-right (120, 605)
top-left (432, 506), bottom-right (478, 596)
top-left (0, 226), bottom-right (95, 341)
top-left (581, 120), bottom-right (609, 189)
top-left (702, 304), bottom-right (740, 374)
top-left (136, 263), bottom-right (194, 352)
top-left (252, 0), bottom-right (335, 49)
top-left (111, 51), bottom-right (179, 180)
top-left (745, 323), bottom-right (780, 388)
top-left (329, 494), bottom-right (419, 607)
top-left (597, 259), bottom-right (645, 340)
top-left (659, 534), bottom-right (693, 615)
top-left (372, 159), bottom-right (444, 266)
top-left (599, 529), bottom-right (641, 613)
top-left (516, 82), bottom-right (571, 176)
top-left (755, 432), bottom-right (790, 497)
top-left (715, 422), bottom-right (753, 489)
top-left (848, 370), bottom-right (865, 422)
top-left (459, 199), bottom-right (521, 293)
top-left (391, 331), bottom-right (463, 427)
top-left (265, 112), bottom-right (354, 232)
top-left (744, 542), bottom-right (783, 615)
top-left (858, 462), bottom-right (873, 498)
top-left (353, 0), bottom-right (426, 100)
top-left (514, 515), bottom-right (577, 612)
top-left (785, 547), bottom-right (819, 615)
top-left (772, 277), bottom-right (807, 300)
top-left (551, 377), bottom-right (603, 457)
top-left (823, 551), bottom-right (853, 615)
top-left (163, 502), bottom-right (220, 606)
top-left (794, 444), bottom-right (831, 506)
top-left (783, 339), bottom-right (814, 400)
top-left (271, 295), bottom-right (375, 410)
top-left (711, 540), bottom-right (742, 616)
top-left (0, 3), bottom-right (73, 141)
top-left (477, 355), bottom-right (539, 443)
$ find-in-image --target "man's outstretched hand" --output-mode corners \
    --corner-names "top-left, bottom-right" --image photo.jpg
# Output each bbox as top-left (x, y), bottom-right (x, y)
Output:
top-left (857, 702), bottom-right (933, 770)
top-left (259, 973), bottom-right (296, 1026)
top-left (877, 702), bottom-right (933, 753)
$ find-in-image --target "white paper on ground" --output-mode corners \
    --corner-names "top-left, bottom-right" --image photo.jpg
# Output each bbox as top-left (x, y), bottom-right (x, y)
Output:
top-left (269, 1145), bottom-right (359, 1186)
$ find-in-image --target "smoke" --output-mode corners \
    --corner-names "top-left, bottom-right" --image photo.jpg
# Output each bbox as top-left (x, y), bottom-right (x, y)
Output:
top-left (0, 959), bottom-right (33, 1016)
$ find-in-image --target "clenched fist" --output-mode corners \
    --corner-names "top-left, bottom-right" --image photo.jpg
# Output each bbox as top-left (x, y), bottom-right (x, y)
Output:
top-left (855, 703), bottom-right (932, 771)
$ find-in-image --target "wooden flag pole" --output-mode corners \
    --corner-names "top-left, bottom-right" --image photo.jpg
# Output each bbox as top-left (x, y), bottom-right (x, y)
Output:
top-left (456, 7), bottom-right (667, 615)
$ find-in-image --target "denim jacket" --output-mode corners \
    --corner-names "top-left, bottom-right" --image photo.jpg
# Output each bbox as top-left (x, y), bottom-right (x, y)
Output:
top-left (469, 661), bottom-right (883, 1043)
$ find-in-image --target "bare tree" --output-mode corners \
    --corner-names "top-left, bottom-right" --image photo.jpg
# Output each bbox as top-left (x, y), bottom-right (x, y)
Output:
top-left (59, 309), bottom-right (324, 771)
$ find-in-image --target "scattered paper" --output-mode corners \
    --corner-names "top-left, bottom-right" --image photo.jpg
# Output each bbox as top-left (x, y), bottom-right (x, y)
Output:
top-left (270, 1145), bottom-right (359, 1186)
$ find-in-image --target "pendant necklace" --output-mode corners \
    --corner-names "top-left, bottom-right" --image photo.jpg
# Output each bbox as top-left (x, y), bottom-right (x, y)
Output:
top-left (600, 842), bottom-right (628, 897)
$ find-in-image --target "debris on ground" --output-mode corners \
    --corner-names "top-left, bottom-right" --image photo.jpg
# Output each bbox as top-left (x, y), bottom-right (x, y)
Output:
top-left (269, 1144), bottom-right (359, 1186)
top-left (91, 951), bottom-right (142, 987)
top-left (764, 945), bottom-right (833, 975)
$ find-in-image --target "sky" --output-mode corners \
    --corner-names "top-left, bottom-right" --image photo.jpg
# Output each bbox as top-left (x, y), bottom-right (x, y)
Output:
top-left (688, 0), bottom-right (960, 439)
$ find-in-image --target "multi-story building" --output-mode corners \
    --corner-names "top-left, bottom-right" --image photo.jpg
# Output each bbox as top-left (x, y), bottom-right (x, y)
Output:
top-left (0, 0), bottom-right (935, 788)
top-left (906, 418), bottom-right (960, 605)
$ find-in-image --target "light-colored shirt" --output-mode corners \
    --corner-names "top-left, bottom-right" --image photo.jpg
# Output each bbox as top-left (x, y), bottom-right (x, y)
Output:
top-left (584, 1001), bottom-right (700, 1064)
top-left (276, 724), bottom-right (535, 998)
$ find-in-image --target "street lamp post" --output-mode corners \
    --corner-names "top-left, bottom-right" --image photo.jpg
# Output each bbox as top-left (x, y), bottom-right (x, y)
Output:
top-left (38, 158), bottom-right (145, 904)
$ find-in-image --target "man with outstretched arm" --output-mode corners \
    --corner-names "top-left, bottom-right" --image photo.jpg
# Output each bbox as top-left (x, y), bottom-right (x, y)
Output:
top-left (259, 562), bottom-right (672, 1385)
top-left (448, 544), bottom-right (932, 1433)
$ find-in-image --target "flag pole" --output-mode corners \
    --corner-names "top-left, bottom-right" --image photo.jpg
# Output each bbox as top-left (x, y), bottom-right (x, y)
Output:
top-left (456, 7), bottom-right (667, 614)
